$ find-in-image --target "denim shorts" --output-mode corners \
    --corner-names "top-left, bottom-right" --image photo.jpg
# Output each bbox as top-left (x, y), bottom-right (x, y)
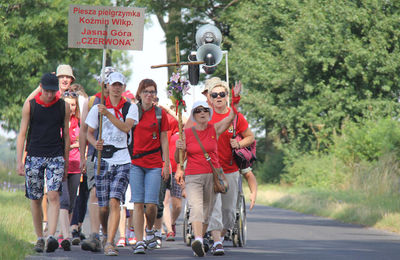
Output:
top-left (25, 156), bottom-right (64, 200)
top-left (130, 164), bottom-right (161, 204)
top-left (94, 160), bottom-right (130, 207)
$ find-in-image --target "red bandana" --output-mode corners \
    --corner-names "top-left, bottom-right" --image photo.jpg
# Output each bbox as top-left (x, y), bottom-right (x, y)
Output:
top-left (95, 92), bottom-right (102, 99)
top-left (105, 97), bottom-right (126, 120)
top-left (34, 92), bottom-right (60, 107)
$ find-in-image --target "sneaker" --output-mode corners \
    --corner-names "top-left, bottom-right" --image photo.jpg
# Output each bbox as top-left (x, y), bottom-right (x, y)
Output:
top-left (101, 235), bottom-right (108, 249)
top-left (128, 237), bottom-right (137, 246)
top-left (104, 242), bottom-right (118, 256)
top-left (81, 233), bottom-right (101, 252)
top-left (57, 235), bottom-right (63, 248)
top-left (203, 237), bottom-right (210, 253)
top-left (155, 236), bottom-right (162, 249)
top-left (191, 240), bottom-right (205, 257)
top-left (211, 243), bottom-right (225, 256)
top-left (145, 230), bottom-right (157, 249)
top-left (34, 238), bottom-right (45, 253)
top-left (61, 239), bottom-right (71, 251)
top-left (171, 224), bottom-right (176, 236)
top-left (46, 236), bottom-right (59, 253)
top-left (166, 232), bottom-right (175, 241)
top-left (78, 226), bottom-right (86, 240)
top-left (133, 241), bottom-right (146, 254)
top-left (71, 229), bottom-right (81, 245)
top-left (116, 237), bottom-right (126, 247)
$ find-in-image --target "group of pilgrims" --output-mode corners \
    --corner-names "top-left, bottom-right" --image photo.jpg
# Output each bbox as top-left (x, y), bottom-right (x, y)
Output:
top-left (16, 64), bottom-right (258, 257)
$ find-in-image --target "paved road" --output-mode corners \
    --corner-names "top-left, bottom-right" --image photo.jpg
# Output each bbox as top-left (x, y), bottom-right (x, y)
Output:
top-left (26, 204), bottom-right (400, 260)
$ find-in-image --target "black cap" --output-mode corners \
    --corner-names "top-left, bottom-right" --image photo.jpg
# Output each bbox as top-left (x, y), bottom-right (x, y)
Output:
top-left (40, 73), bottom-right (59, 91)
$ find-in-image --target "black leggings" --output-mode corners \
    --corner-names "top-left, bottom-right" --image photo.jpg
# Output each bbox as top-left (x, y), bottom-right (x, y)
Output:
top-left (70, 175), bottom-right (89, 226)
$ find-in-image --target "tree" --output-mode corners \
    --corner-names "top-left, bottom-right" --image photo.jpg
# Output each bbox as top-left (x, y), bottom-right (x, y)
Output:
top-left (124, 0), bottom-right (238, 76)
top-left (0, 0), bottom-right (130, 131)
top-left (224, 0), bottom-right (400, 157)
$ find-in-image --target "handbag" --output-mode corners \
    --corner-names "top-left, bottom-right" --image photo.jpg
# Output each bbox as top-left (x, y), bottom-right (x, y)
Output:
top-left (191, 127), bottom-right (229, 194)
top-left (231, 114), bottom-right (257, 169)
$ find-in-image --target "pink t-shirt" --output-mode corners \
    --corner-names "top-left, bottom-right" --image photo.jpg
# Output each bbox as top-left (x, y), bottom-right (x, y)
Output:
top-left (184, 124), bottom-right (221, 175)
top-left (68, 117), bottom-right (80, 174)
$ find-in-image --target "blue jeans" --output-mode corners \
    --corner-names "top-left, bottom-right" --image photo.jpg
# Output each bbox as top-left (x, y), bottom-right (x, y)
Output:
top-left (130, 164), bottom-right (161, 204)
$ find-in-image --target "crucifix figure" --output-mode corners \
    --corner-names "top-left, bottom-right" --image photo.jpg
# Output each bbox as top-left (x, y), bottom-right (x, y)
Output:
top-left (151, 36), bottom-right (204, 165)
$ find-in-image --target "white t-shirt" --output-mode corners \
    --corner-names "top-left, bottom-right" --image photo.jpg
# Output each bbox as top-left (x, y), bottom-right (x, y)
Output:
top-left (85, 102), bottom-right (138, 165)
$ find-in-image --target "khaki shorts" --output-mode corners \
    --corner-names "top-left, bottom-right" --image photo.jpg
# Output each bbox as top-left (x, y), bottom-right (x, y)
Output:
top-left (207, 171), bottom-right (240, 231)
top-left (185, 173), bottom-right (216, 225)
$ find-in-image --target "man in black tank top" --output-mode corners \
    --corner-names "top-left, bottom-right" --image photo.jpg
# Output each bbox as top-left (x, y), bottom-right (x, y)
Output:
top-left (16, 73), bottom-right (70, 253)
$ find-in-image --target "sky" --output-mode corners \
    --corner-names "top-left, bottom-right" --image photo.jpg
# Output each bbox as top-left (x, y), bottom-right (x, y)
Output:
top-left (126, 15), bottom-right (207, 118)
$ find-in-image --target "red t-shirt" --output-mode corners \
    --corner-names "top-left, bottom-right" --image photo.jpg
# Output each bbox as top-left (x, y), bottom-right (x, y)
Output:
top-left (184, 124), bottom-right (221, 175)
top-left (131, 106), bottom-right (169, 168)
top-left (169, 132), bottom-right (179, 173)
top-left (209, 109), bottom-right (248, 173)
top-left (167, 113), bottom-right (179, 135)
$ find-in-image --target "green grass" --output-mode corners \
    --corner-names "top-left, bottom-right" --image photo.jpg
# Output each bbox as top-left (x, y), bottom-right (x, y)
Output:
top-left (244, 184), bottom-right (400, 233)
top-left (0, 190), bottom-right (36, 260)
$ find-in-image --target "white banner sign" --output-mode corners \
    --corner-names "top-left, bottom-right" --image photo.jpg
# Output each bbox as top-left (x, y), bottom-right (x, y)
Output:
top-left (68, 5), bottom-right (145, 50)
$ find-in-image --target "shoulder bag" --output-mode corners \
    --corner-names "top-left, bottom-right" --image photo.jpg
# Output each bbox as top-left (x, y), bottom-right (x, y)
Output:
top-left (191, 127), bottom-right (229, 194)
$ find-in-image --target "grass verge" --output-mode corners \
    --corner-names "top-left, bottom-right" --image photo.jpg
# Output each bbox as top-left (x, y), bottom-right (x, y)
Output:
top-left (244, 183), bottom-right (400, 234)
top-left (0, 190), bottom-right (35, 260)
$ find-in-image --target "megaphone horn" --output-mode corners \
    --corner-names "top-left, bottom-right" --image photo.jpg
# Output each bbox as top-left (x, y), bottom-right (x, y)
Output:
top-left (196, 44), bottom-right (223, 68)
top-left (195, 24), bottom-right (222, 46)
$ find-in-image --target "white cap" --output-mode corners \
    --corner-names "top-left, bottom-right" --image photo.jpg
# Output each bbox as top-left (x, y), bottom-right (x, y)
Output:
top-left (108, 72), bottom-right (126, 85)
top-left (190, 100), bottom-right (213, 123)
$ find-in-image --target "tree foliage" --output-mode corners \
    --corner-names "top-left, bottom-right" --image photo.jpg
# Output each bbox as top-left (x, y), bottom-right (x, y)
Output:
top-left (0, 0), bottom-right (130, 131)
top-left (224, 0), bottom-right (400, 156)
top-left (126, 0), bottom-right (237, 76)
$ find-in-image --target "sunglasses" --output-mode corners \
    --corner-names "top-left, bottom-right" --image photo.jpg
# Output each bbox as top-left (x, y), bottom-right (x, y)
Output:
top-left (210, 92), bottom-right (227, 98)
top-left (193, 107), bottom-right (210, 114)
top-left (63, 91), bottom-right (78, 97)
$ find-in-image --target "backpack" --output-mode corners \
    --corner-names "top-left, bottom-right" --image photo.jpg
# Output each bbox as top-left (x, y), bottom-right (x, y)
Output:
top-left (26, 98), bottom-right (66, 153)
top-left (232, 114), bottom-right (257, 169)
top-left (129, 102), bottom-right (163, 160)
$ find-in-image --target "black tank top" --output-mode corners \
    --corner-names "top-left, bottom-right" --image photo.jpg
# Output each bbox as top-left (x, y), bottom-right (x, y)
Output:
top-left (27, 99), bottom-right (64, 157)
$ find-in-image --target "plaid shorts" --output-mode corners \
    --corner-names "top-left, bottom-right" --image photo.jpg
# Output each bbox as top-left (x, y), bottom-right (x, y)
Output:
top-left (168, 172), bottom-right (183, 198)
top-left (25, 156), bottom-right (64, 200)
top-left (94, 160), bottom-right (130, 207)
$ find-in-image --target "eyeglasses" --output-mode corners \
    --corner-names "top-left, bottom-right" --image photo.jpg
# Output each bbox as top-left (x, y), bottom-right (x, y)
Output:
top-left (193, 107), bottom-right (210, 114)
top-left (210, 92), bottom-right (227, 98)
top-left (142, 90), bottom-right (157, 95)
top-left (63, 91), bottom-right (78, 97)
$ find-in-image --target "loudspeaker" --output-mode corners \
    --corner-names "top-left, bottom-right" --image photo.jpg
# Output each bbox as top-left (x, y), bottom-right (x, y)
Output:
top-left (195, 24), bottom-right (223, 74)
top-left (195, 24), bottom-right (222, 46)
top-left (196, 44), bottom-right (223, 74)
top-left (188, 51), bottom-right (199, 85)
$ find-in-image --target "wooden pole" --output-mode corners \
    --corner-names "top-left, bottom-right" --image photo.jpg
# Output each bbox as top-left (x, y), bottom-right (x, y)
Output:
top-left (97, 28), bottom-right (108, 175)
top-left (175, 36), bottom-right (184, 165)
top-left (151, 61), bottom-right (204, 69)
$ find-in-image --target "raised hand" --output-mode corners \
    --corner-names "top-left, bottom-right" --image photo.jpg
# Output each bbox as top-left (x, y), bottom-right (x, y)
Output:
top-left (233, 80), bottom-right (242, 97)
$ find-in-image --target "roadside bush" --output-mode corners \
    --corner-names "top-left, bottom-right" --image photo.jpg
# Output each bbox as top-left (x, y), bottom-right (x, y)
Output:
top-left (349, 153), bottom-right (400, 196)
top-left (282, 153), bottom-right (348, 189)
top-left (254, 149), bottom-right (284, 183)
top-left (333, 117), bottom-right (400, 164)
